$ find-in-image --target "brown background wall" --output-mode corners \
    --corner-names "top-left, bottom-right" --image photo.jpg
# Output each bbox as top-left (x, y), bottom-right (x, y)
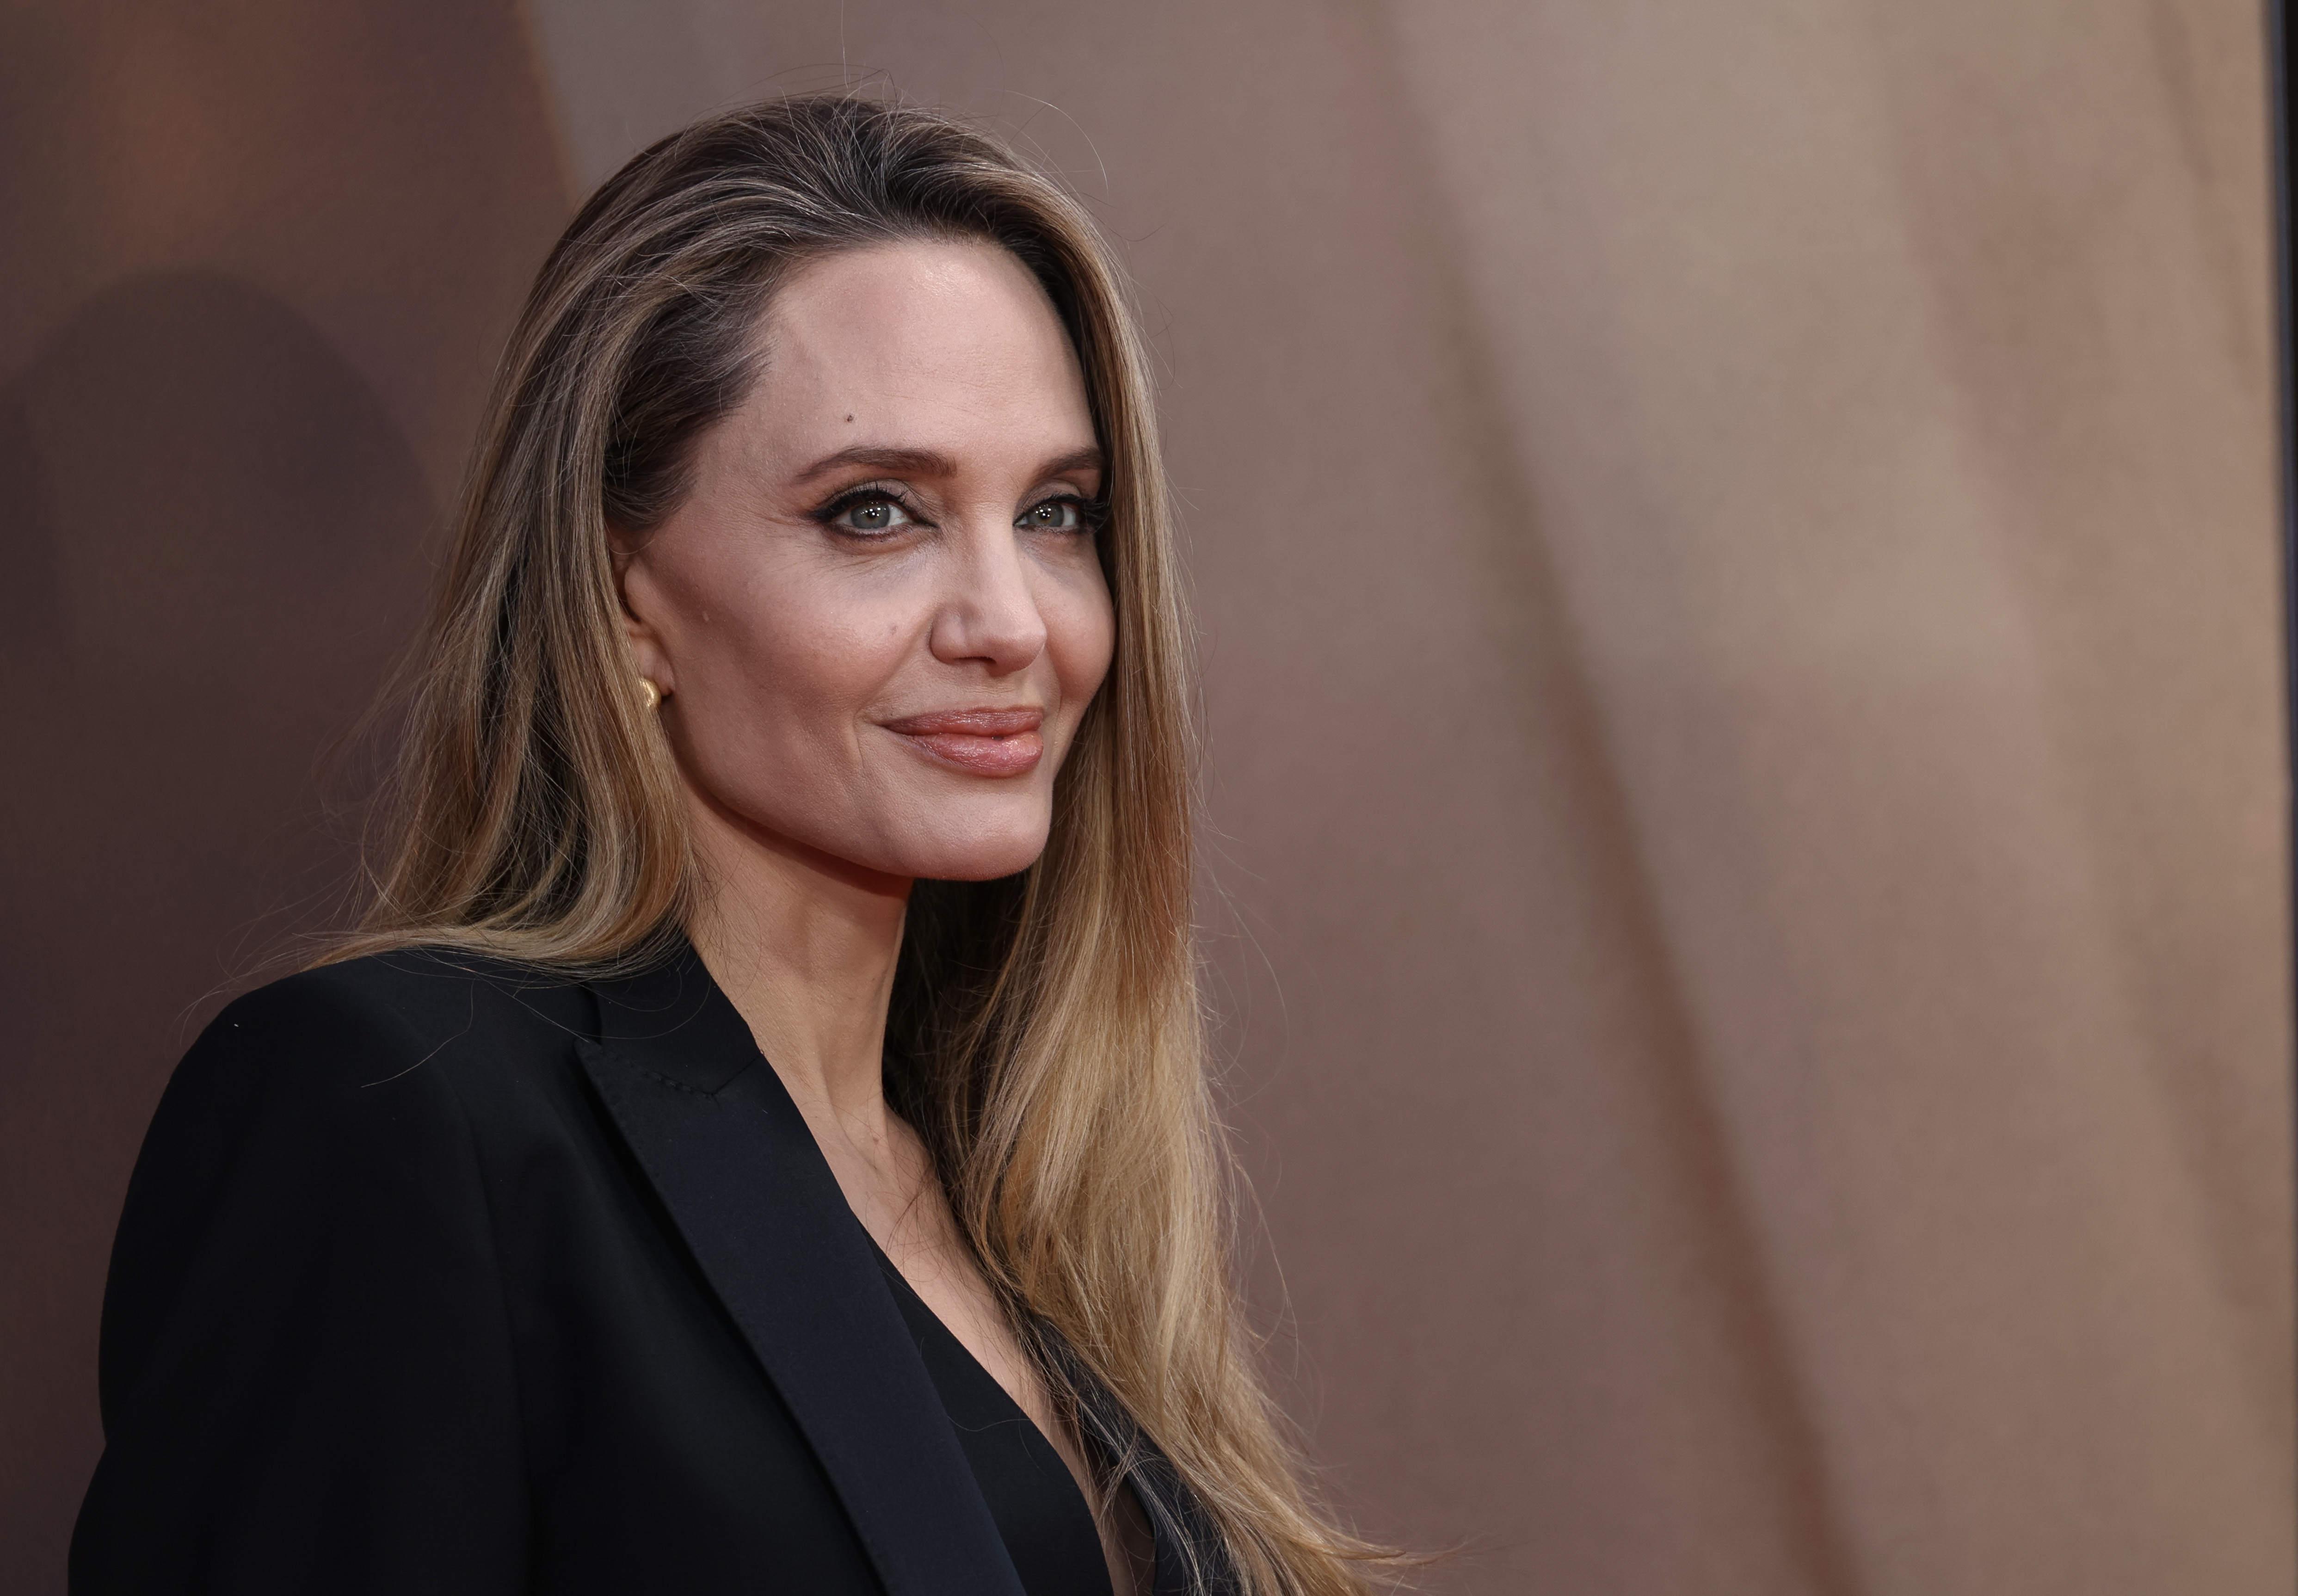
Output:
top-left (2, 4), bottom-right (2288, 1593)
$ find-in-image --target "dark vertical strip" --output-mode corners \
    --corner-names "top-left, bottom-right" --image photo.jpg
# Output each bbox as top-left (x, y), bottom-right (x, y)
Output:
top-left (2271, 0), bottom-right (2298, 1531)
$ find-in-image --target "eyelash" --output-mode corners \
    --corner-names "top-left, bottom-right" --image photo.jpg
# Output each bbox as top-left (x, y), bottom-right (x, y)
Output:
top-left (809, 482), bottom-right (927, 536)
top-left (807, 483), bottom-right (1108, 538)
top-left (1018, 494), bottom-right (1110, 535)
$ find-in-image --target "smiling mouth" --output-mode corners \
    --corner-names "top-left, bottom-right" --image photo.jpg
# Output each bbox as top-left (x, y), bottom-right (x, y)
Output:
top-left (879, 707), bottom-right (1046, 777)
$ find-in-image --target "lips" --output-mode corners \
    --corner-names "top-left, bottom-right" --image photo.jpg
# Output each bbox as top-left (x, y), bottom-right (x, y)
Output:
top-left (879, 707), bottom-right (1046, 777)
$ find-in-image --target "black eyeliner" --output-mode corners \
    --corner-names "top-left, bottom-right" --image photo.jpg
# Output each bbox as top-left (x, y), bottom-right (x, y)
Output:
top-left (807, 481), bottom-right (934, 532)
top-left (1020, 493), bottom-right (1110, 533)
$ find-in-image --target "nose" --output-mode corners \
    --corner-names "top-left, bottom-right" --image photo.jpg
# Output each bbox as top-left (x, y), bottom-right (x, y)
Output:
top-left (927, 521), bottom-right (1048, 677)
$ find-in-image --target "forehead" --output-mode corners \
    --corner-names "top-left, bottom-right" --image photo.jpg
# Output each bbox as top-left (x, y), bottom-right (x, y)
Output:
top-left (742, 240), bottom-right (1092, 452)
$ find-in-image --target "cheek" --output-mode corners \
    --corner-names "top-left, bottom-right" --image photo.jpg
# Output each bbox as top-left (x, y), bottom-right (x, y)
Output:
top-left (672, 559), bottom-right (903, 765)
top-left (1045, 567), bottom-right (1117, 708)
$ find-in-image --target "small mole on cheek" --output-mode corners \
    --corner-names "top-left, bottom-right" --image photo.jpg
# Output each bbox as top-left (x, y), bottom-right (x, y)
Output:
top-left (844, 413), bottom-right (854, 423)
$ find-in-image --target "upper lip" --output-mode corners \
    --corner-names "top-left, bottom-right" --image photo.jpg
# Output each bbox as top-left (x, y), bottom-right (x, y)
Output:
top-left (879, 707), bottom-right (1045, 736)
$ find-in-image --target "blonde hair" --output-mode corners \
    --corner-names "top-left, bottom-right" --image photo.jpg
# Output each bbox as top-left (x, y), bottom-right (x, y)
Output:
top-left (332, 96), bottom-right (1399, 1594)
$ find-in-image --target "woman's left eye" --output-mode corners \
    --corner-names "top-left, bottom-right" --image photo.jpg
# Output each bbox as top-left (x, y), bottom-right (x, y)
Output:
top-left (1017, 498), bottom-right (1092, 532)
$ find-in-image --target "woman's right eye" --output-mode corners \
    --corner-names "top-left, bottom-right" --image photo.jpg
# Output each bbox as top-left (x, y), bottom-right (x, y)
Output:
top-left (825, 494), bottom-right (915, 535)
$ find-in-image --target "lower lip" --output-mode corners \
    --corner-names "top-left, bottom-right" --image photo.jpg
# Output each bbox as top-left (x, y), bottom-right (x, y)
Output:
top-left (894, 729), bottom-right (1045, 777)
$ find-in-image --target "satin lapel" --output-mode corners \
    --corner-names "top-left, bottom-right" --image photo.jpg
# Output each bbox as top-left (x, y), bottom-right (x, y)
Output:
top-left (577, 946), bottom-right (1024, 1596)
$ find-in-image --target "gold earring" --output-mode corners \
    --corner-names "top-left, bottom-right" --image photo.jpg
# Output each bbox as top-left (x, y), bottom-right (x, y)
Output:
top-left (638, 677), bottom-right (661, 712)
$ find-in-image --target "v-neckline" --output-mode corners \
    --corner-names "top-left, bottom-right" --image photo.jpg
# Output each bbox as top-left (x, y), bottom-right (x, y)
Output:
top-left (870, 1243), bottom-right (1124, 1596)
top-left (580, 941), bottom-right (1213, 1594)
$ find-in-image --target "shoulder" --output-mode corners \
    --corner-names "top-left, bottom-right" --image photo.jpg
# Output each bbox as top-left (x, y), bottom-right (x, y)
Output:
top-left (95, 951), bottom-right (590, 1460)
top-left (200, 947), bottom-right (590, 1079)
top-left (154, 949), bottom-right (594, 1152)
top-left (120, 951), bottom-right (598, 1271)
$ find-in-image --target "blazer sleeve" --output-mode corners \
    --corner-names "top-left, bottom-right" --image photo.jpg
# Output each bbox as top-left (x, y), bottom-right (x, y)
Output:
top-left (70, 967), bottom-right (530, 1595)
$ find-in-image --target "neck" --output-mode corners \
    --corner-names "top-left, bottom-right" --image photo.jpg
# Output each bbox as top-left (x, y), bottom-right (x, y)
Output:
top-left (680, 791), bottom-right (912, 1128)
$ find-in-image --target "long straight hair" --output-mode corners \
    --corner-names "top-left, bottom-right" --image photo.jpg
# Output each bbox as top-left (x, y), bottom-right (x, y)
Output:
top-left (333, 96), bottom-right (1398, 1594)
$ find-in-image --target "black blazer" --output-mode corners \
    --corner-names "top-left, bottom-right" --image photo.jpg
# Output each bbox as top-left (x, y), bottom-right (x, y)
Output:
top-left (70, 944), bottom-right (1228, 1595)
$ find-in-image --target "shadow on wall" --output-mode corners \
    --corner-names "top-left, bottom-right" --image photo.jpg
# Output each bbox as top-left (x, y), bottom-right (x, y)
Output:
top-left (0, 271), bottom-right (433, 1579)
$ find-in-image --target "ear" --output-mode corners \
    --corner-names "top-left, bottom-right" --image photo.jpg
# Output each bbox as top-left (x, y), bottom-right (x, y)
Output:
top-left (612, 532), bottom-right (677, 698)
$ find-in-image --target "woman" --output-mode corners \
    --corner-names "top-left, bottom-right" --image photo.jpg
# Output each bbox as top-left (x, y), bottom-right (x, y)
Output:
top-left (69, 96), bottom-right (1393, 1596)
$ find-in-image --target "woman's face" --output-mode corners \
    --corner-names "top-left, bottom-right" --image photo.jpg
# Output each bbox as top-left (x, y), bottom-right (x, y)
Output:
top-left (618, 240), bottom-right (1115, 886)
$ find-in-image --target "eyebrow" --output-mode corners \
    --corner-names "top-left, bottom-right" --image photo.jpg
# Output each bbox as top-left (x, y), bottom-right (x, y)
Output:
top-left (790, 443), bottom-right (1105, 485)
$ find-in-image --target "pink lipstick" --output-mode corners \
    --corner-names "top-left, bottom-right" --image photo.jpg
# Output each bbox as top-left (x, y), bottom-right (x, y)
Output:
top-left (880, 707), bottom-right (1045, 777)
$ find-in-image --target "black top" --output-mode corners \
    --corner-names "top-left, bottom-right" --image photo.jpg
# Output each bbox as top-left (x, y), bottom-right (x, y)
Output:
top-left (69, 942), bottom-right (1235, 1595)
top-left (876, 1246), bottom-right (1121, 1596)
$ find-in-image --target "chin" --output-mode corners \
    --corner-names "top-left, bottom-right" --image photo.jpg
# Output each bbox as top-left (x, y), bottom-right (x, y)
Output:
top-left (874, 814), bottom-right (1052, 884)
top-left (903, 838), bottom-right (1049, 883)
top-left (837, 781), bottom-right (1052, 884)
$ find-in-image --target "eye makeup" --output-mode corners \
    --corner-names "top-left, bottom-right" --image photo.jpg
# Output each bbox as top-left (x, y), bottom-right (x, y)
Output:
top-left (808, 481), bottom-right (933, 536)
top-left (1014, 494), bottom-right (1109, 534)
top-left (807, 481), bottom-right (1109, 539)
